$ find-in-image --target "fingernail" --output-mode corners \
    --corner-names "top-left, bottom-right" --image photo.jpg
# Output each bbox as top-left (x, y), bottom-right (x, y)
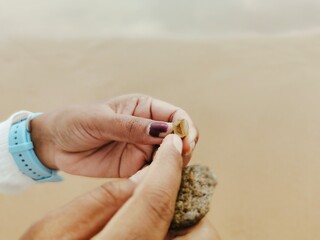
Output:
top-left (185, 141), bottom-right (195, 156)
top-left (148, 122), bottom-right (168, 137)
top-left (190, 141), bottom-right (196, 152)
top-left (172, 135), bottom-right (183, 154)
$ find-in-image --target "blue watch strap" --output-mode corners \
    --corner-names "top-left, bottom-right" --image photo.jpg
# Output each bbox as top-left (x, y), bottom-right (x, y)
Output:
top-left (8, 113), bottom-right (63, 182)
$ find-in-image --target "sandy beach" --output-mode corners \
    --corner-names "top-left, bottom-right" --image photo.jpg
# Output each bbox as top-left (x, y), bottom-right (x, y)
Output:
top-left (1, 35), bottom-right (320, 239)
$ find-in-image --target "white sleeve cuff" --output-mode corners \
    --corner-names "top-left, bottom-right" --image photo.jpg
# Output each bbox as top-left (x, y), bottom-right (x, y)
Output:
top-left (0, 111), bottom-right (36, 194)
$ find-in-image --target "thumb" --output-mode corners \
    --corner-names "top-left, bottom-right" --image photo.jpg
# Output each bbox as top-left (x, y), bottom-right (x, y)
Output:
top-left (96, 134), bottom-right (183, 240)
top-left (102, 114), bottom-right (173, 144)
top-left (22, 179), bottom-right (136, 240)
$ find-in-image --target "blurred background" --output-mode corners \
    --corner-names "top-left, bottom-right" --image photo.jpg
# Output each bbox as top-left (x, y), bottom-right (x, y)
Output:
top-left (2, 0), bottom-right (320, 38)
top-left (1, 1), bottom-right (320, 239)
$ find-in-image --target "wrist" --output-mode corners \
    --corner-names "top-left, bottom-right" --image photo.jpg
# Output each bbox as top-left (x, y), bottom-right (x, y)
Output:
top-left (30, 115), bottom-right (58, 170)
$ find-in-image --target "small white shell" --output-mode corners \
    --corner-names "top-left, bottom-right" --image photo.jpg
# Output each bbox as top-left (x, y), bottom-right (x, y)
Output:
top-left (173, 119), bottom-right (189, 138)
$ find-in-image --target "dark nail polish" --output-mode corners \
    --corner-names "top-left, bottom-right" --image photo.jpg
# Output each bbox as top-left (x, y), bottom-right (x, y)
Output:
top-left (149, 123), bottom-right (168, 137)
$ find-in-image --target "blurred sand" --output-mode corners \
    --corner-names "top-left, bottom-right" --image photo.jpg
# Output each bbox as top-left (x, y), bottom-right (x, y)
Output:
top-left (0, 35), bottom-right (320, 239)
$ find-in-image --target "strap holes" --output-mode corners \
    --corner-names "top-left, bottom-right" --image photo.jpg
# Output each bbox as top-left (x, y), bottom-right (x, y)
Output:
top-left (14, 131), bottom-right (17, 134)
top-left (21, 159), bottom-right (25, 162)
top-left (37, 175), bottom-right (41, 177)
top-left (28, 168), bottom-right (32, 171)
top-left (25, 164), bottom-right (28, 167)
top-left (19, 154), bottom-right (22, 157)
top-left (14, 137), bottom-right (17, 140)
top-left (15, 143), bottom-right (18, 145)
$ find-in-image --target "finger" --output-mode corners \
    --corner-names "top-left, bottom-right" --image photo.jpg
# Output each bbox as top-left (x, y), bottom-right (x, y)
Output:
top-left (96, 134), bottom-right (183, 240)
top-left (105, 107), bottom-right (198, 162)
top-left (105, 94), bottom-right (199, 158)
top-left (21, 180), bottom-right (136, 240)
top-left (151, 98), bottom-right (199, 158)
top-left (102, 114), bottom-right (174, 145)
top-left (129, 165), bottom-right (150, 183)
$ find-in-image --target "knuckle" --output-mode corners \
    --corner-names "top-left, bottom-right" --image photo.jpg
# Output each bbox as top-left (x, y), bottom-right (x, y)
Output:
top-left (126, 118), bottom-right (139, 138)
top-left (91, 181), bottom-right (120, 207)
top-left (137, 94), bottom-right (152, 103)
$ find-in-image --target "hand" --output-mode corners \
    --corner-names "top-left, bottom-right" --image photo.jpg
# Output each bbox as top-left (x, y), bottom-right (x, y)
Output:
top-left (21, 135), bottom-right (219, 240)
top-left (30, 94), bottom-right (198, 177)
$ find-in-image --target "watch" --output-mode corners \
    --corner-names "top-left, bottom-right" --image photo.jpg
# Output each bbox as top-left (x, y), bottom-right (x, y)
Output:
top-left (8, 113), bottom-right (62, 182)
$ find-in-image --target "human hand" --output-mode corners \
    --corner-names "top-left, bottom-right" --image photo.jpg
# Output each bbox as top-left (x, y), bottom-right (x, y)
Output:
top-left (30, 94), bottom-right (198, 177)
top-left (22, 135), bottom-right (219, 240)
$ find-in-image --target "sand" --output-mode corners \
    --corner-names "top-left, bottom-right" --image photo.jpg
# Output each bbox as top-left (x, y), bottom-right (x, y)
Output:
top-left (0, 35), bottom-right (320, 239)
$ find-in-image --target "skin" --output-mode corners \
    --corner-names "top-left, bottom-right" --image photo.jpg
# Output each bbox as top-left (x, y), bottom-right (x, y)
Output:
top-left (22, 94), bottom-right (219, 238)
top-left (30, 94), bottom-right (199, 177)
top-left (22, 135), bottom-right (220, 240)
